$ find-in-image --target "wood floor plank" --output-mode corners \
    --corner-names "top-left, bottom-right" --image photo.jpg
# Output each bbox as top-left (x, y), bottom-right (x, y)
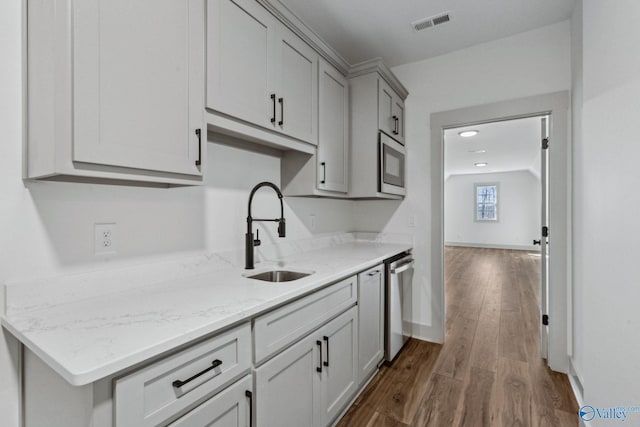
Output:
top-left (434, 314), bottom-right (477, 380)
top-left (491, 357), bottom-right (534, 427)
top-left (468, 269), bottom-right (502, 373)
top-left (529, 360), bottom-right (580, 414)
top-left (411, 374), bottom-right (463, 427)
top-left (532, 405), bottom-right (579, 427)
top-left (452, 366), bottom-right (496, 427)
top-left (499, 310), bottom-right (529, 363)
top-left (366, 412), bottom-right (409, 427)
top-left (338, 247), bottom-right (578, 427)
top-left (377, 341), bottom-right (441, 423)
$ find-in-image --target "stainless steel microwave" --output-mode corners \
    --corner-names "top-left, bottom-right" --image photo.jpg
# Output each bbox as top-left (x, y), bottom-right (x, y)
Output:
top-left (379, 132), bottom-right (406, 196)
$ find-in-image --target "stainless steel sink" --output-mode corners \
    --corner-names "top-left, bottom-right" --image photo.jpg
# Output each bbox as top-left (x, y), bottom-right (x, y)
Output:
top-left (245, 270), bottom-right (312, 283)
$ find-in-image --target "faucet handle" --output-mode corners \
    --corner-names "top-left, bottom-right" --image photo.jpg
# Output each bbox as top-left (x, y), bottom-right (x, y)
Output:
top-left (278, 218), bottom-right (286, 238)
top-left (254, 229), bottom-right (261, 247)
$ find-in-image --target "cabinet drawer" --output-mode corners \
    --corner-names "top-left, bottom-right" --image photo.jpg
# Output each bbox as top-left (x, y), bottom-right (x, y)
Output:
top-left (169, 375), bottom-right (252, 427)
top-left (253, 276), bottom-right (356, 364)
top-left (114, 323), bottom-right (251, 427)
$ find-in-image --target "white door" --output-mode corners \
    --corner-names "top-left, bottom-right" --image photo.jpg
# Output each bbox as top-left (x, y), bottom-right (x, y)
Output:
top-left (540, 116), bottom-right (550, 360)
top-left (378, 78), bottom-right (395, 136)
top-left (275, 26), bottom-right (318, 144)
top-left (168, 376), bottom-right (252, 427)
top-left (317, 60), bottom-right (349, 193)
top-left (357, 267), bottom-right (384, 384)
top-left (318, 307), bottom-right (358, 427)
top-left (207, 0), bottom-right (277, 130)
top-left (254, 333), bottom-right (319, 427)
top-left (73, 0), bottom-right (203, 175)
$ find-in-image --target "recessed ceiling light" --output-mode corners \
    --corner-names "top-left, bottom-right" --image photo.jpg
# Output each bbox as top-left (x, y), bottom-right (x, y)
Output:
top-left (474, 162), bottom-right (488, 167)
top-left (459, 130), bottom-right (479, 138)
top-left (468, 149), bottom-right (486, 154)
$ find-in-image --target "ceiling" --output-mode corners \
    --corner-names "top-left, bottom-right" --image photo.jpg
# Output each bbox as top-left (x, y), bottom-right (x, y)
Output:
top-left (444, 117), bottom-right (543, 179)
top-left (278, 0), bottom-right (575, 67)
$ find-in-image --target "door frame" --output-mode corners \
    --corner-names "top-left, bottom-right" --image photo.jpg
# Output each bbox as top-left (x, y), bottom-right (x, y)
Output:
top-left (430, 91), bottom-right (570, 373)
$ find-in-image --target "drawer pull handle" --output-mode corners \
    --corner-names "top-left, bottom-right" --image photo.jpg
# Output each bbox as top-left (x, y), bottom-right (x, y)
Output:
top-left (271, 94), bottom-right (276, 124)
top-left (367, 270), bottom-right (380, 276)
top-left (246, 390), bottom-right (253, 427)
top-left (323, 336), bottom-right (329, 367)
top-left (172, 359), bottom-right (222, 388)
top-left (316, 340), bottom-right (323, 372)
top-left (195, 129), bottom-right (202, 166)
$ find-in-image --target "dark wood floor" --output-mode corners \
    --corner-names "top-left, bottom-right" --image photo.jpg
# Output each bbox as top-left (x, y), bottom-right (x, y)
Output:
top-left (338, 247), bottom-right (578, 427)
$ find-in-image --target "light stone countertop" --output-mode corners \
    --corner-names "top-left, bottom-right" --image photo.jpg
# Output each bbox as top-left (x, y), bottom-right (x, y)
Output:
top-left (1, 238), bottom-right (411, 386)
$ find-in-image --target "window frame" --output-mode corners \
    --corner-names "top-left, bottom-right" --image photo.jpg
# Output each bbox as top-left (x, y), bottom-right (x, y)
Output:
top-left (474, 182), bottom-right (499, 222)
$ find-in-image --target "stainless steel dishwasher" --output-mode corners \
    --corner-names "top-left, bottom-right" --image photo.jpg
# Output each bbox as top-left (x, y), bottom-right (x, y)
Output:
top-left (384, 251), bottom-right (414, 362)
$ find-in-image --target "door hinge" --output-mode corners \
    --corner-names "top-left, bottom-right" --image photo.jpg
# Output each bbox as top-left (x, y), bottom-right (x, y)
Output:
top-left (542, 314), bottom-right (549, 326)
top-left (542, 138), bottom-right (549, 149)
top-left (542, 226), bottom-right (549, 237)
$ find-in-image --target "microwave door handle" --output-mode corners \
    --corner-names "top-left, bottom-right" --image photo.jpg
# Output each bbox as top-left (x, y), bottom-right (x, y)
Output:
top-left (391, 260), bottom-right (414, 274)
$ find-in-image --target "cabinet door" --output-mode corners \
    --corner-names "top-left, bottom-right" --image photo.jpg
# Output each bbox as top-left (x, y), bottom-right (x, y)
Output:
top-left (317, 61), bottom-right (349, 193)
top-left (207, 0), bottom-right (277, 130)
top-left (318, 306), bottom-right (358, 427)
top-left (377, 78), bottom-right (395, 136)
top-left (392, 96), bottom-right (405, 144)
top-left (275, 26), bottom-right (318, 144)
top-left (357, 266), bottom-right (384, 385)
top-left (169, 375), bottom-right (252, 427)
top-left (254, 334), bottom-right (320, 427)
top-left (73, 0), bottom-right (203, 176)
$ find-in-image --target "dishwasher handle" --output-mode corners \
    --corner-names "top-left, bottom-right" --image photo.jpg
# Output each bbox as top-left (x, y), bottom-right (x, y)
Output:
top-left (391, 259), bottom-right (414, 274)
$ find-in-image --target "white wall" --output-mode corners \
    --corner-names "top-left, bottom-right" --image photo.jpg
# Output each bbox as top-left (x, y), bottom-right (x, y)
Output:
top-left (0, 1), bottom-right (24, 424)
top-left (354, 20), bottom-right (571, 341)
top-left (0, 1), bottom-right (353, 422)
top-left (574, 0), bottom-right (640, 417)
top-left (445, 171), bottom-right (540, 250)
top-left (570, 0), bottom-right (585, 391)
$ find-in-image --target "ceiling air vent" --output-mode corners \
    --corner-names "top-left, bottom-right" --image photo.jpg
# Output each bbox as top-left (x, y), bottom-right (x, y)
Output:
top-left (411, 12), bottom-right (452, 32)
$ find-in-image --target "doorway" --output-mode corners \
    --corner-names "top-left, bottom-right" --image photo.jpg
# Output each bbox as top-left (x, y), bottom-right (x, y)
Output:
top-left (443, 115), bottom-right (549, 361)
top-left (430, 92), bottom-right (570, 373)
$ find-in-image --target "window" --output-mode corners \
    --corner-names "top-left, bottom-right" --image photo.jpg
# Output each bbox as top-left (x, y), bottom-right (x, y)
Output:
top-left (475, 183), bottom-right (498, 221)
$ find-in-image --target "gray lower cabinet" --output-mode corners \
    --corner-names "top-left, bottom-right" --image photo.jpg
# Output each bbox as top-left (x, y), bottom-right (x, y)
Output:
top-left (357, 265), bottom-right (385, 385)
top-left (169, 375), bottom-right (252, 427)
top-left (318, 306), bottom-right (358, 426)
top-left (254, 306), bottom-right (358, 427)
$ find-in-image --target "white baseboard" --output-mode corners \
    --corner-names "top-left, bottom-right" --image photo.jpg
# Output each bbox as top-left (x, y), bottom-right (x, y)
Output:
top-left (445, 241), bottom-right (540, 251)
top-left (569, 359), bottom-right (586, 426)
top-left (410, 321), bottom-right (444, 344)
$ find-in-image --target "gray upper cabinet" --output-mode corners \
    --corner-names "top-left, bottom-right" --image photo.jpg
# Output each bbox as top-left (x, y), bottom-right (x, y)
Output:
top-left (27, 0), bottom-right (205, 186)
top-left (348, 65), bottom-right (408, 199)
top-left (207, 0), bottom-right (318, 146)
top-left (378, 78), bottom-right (405, 144)
top-left (206, 0), bottom-right (277, 130)
top-left (281, 60), bottom-right (349, 197)
top-left (276, 26), bottom-right (318, 144)
top-left (317, 60), bottom-right (349, 193)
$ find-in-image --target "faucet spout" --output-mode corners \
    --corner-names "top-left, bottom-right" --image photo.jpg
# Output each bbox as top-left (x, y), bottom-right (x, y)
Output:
top-left (246, 182), bottom-right (286, 269)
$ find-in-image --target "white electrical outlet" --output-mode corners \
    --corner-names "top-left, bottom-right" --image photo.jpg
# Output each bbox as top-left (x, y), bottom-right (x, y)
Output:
top-left (408, 215), bottom-right (416, 228)
top-left (95, 223), bottom-right (117, 255)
